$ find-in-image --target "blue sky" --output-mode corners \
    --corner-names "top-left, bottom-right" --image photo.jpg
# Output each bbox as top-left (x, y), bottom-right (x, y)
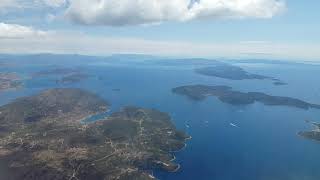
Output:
top-left (0, 0), bottom-right (319, 60)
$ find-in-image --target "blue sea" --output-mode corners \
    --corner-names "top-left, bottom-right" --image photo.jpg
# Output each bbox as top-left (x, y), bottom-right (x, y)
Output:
top-left (1, 56), bottom-right (320, 180)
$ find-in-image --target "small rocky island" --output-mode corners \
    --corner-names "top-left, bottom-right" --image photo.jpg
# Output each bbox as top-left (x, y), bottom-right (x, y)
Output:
top-left (0, 73), bottom-right (22, 92)
top-left (298, 121), bottom-right (320, 141)
top-left (172, 85), bottom-right (320, 110)
top-left (0, 89), bottom-right (189, 180)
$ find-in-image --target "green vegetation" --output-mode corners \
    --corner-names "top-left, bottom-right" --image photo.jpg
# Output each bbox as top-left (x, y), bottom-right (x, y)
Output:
top-left (0, 89), bottom-right (188, 180)
top-left (173, 85), bottom-right (320, 110)
top-left (195, 66), bottom-right (270, 80)
top-left (195, 65), bottom-right (286, 85)
top-left (33, 68), bottom-right (89, 84)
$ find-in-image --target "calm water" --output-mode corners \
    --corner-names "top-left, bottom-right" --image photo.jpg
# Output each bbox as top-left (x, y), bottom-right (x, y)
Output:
top-left (1, 59), bottom-right (320, 180)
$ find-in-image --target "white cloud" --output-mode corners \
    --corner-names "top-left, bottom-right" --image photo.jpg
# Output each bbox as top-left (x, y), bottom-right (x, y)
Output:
top-left (43, 0), bottom-right (66, 8)
top-left (0, 0), bottom-right (20, 12)
top-left (0, 23), bottom-right (319, 61)
top-left (0, 0), bottom-right (286, 25)
top-left (0, 0), bottom-right (66, 13)
top-left (65, 0), bottom-right (286, 26)
top-left (0, 23), bottom-right (49, 39)
top-left (0, 0), bottom-right (17, 7)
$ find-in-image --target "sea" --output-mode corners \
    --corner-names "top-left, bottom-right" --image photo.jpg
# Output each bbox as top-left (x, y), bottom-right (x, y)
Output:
top-left (0, 55), bottom-right (320, 180)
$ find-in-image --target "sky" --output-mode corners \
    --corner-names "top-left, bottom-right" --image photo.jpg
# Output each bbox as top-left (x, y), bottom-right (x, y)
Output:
top-left (0, 0), bottom-right (319, 61)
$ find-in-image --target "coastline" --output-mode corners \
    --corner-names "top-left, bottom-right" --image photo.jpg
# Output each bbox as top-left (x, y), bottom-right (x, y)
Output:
top-left (170, 135), bottom-right (192, 153)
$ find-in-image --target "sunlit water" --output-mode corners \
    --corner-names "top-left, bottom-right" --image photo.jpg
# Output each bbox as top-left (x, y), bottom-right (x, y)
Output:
top-left (1, 60), bottom-right (320, 180)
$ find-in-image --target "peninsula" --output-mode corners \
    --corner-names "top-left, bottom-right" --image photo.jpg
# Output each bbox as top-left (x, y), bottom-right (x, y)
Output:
top-left (0, 89), bottom-right (189, 180)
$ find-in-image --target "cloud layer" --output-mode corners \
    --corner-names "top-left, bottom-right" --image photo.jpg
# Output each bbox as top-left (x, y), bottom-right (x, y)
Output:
top-left (0, 22), bottom-right (319, 60)
top-left (65, 0), bottom-right (286, 26)
top-left (43, 0), bottom-right (67, 8)
top-left (0, 23), bottom-right (49, 39)
top-left (0, 0), bottom-right (66, 13)
top-left (0, 0), bottom-right (286, 26)
top-left (0, 0), bottom-right (21, 12)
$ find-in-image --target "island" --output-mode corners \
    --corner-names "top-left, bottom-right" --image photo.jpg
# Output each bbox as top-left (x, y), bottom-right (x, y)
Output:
top-left (195, 65), bottom-right (270, 80)
top-left (33, 68), bottom-right (89, 84)
top-left (298, 120), bottom-right (320, 141)
top-left (172, 85), bottom-right (320, 110)
top-left (33, 68), bottom-right (82, 76)
top-left (0, 88), bottom-right (189, 180)
top-left (0, 72), bottom-right (22, 92)
top-left (194, 65), bottom-right (287, 85)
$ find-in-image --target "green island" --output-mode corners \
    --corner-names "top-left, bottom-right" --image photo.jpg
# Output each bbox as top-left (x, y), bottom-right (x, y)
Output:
top-left (0, 88), bottom-right (189, 180)
top-left (172, 85), bottom-right (320, 110)
top-left (33, 68), bottom-right (82, 76)
top-left (33, 68), bottom-right (89, 84)
top-left (195, 65), bottom-right (286, 85)
top-left (195, 66), bottom-right (270, 80)
top-left (298, 120), bottom-right (320, 141)
top-left (0, 73), bottom-right (22, 92)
